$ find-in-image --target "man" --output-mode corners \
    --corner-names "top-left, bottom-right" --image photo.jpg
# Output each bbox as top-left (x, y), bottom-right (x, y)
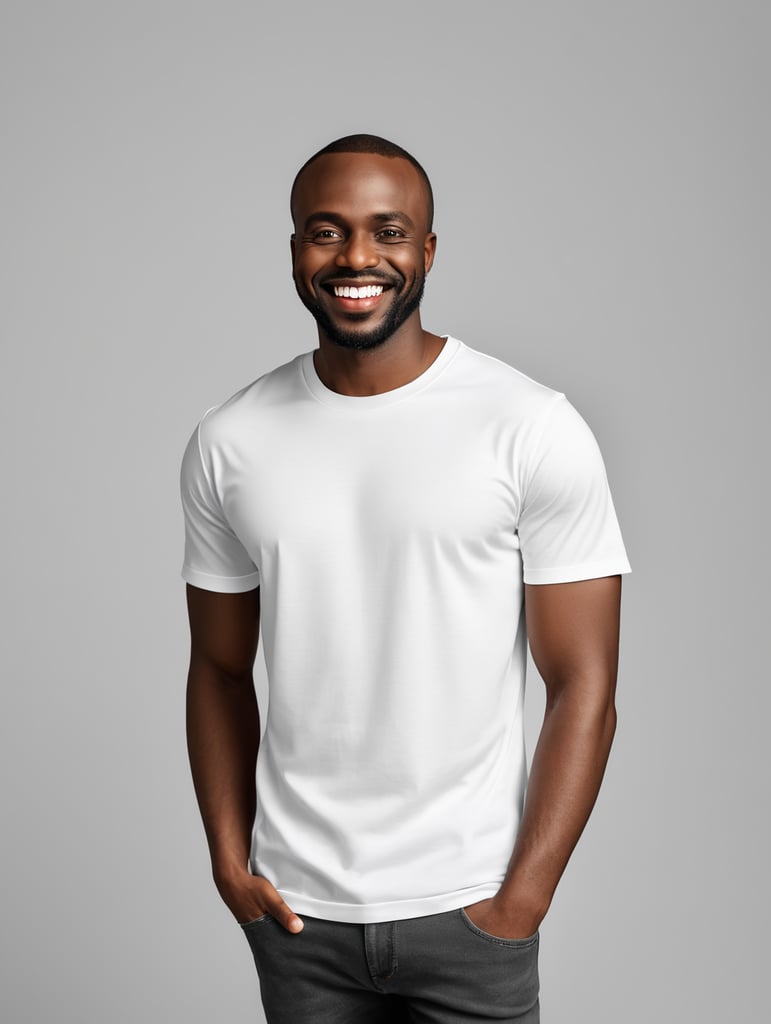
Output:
top-left (180, 134), bottom-right (631, 1023)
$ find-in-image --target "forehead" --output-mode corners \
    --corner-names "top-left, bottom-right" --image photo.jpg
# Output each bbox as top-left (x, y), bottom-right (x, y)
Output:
top-left (292, 152), bottom-right (430, 228)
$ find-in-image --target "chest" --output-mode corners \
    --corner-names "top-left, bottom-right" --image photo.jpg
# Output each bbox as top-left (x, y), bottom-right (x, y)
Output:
top-left (218, 412), bottom-right (521, 566)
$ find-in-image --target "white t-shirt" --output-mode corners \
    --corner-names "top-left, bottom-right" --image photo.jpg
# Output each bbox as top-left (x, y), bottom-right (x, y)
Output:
top-left (180, 336), bottom-right (631, 923)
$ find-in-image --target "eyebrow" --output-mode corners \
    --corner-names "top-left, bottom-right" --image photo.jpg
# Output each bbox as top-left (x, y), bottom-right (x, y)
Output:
top-left (371, 211), bottom-right (416, 229)
top-left (304, 210), bottom-right (416, 230)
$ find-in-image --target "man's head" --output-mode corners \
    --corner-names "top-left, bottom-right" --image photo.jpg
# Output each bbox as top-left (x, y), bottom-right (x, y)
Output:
top-left (290, 135), bottom-right (434, 232)
top-left (290, 134), bottom-right (436, 351)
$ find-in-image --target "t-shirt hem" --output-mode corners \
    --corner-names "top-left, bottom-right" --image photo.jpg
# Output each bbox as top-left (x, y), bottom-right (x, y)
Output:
top-left (181, 565), bottom-right (260, 592)
top-left (275, 881), bottom-right (502, 924)
top-left (523, 559), bottom-right (632, 585)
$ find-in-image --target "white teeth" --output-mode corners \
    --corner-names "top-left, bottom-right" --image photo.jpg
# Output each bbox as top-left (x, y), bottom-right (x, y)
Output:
top-left (333, 285), bottom-right (384, 298)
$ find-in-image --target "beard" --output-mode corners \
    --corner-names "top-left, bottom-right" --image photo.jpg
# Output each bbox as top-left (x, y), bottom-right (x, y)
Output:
top-left (296, 271), bottom-right (426, 351)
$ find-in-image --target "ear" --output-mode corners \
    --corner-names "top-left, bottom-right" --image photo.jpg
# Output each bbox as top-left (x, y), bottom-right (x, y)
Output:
top-left (423, 232), bottom-right (437, 274)
top-left (290, 234), bottom-right (296, 265)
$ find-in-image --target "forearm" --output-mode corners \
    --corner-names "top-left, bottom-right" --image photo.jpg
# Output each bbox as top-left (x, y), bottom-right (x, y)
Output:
top-left (498, 679), bottom-right (616, 925)
top-left (186, 661), bottom-right (260, 882)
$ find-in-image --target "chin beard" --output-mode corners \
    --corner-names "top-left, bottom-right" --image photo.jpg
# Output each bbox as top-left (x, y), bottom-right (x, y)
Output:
top-left (300, 275), bottom-right (426, 351)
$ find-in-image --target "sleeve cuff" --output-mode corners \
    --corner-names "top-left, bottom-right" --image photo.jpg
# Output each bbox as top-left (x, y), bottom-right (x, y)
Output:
top-left (181, 565), bottom-right (260, 593)
top-left (523, 559), bottom-right (632, 585)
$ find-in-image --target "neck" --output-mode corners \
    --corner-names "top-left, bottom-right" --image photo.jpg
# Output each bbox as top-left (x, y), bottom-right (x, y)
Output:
top-left (313, 319), bottom-right (445, 398)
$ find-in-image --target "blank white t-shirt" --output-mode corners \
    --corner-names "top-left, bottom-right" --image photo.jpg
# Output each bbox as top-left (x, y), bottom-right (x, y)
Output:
top-left (180, 336), bottom-right (631, 923)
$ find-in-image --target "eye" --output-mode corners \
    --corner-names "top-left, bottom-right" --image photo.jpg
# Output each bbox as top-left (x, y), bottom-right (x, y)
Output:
top-left (377, 228), bottom-right (404, 240)
top-left (309, 228), bottom-right (342, 242)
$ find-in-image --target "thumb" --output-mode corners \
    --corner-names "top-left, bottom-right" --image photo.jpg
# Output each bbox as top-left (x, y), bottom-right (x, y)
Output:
top-left (265, 890), bottom-right (304, 934)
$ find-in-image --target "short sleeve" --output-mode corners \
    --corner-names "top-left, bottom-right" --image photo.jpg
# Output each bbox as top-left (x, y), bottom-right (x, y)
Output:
top-left (179, 418), bottom-right (260, 593)
top-left (517, 396), bottom-right (631, 585)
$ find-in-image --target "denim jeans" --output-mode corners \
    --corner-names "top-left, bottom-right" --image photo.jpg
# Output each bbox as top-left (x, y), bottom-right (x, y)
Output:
top-left (241, 907), bottom-right (540, 1023)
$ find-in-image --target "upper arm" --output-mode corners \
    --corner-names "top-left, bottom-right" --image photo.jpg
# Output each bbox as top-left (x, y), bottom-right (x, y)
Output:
top-left (185, 583), bottom-right (261, 680)
top-left (180, 419), bottom-right (261, 593)
top-left (524, 576), bottom-right (622, 702)
top-left (517, 397), bottom-right (630, 586)
top-left (180, 418), bottom-right (262, 678)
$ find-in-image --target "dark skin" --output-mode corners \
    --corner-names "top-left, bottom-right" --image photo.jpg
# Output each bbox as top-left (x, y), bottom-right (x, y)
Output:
top-left (185, 152), bottom-right (623, 940)
top-left (290, 151), bottom-right (444, 395)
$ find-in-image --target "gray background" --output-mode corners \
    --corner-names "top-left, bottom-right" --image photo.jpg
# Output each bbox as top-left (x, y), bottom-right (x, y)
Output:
top-left (1, 1), bottom-right (768, 1021)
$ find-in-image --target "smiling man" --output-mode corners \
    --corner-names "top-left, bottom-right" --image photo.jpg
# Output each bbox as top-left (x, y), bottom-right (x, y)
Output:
top-left (290, 145), bottom-right (435, 356)
top-left (180, 135), bottom-right (631, 1023)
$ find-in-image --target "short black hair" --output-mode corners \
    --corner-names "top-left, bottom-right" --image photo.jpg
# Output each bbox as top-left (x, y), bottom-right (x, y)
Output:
top-left (290, 134), bottom-right (434, 231)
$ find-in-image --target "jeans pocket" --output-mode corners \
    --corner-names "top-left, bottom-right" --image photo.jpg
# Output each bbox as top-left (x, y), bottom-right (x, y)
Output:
top-left (458, 908), bottom-right (539, 948)
top-left (240, 912), bottom-right (273, 930)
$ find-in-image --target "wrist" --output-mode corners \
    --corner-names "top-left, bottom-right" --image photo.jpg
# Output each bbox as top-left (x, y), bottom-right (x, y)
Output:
top-left (211, 850), bottom-right (251, 889)
top-left (495, 883), bottom-right (551, 929)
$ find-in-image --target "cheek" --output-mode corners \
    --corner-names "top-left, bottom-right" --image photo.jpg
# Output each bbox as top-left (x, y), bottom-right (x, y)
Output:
top-left (294, 258), bottom-right (322, 289)
top-left (401, 262), bottom-right (425, 288)
top-left (386, 255), bottom-right (414, 281)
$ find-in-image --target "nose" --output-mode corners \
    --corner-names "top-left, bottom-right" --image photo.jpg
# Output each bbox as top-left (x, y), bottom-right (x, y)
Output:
top-left (335, 230), bottom-right (378, 271)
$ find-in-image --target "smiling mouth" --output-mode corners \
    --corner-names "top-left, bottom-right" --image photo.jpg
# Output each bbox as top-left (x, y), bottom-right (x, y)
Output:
top-left (332, 284), bottom-right (384, 298)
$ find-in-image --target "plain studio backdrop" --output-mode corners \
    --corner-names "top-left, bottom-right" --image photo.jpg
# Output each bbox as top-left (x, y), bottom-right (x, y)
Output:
top-left (1, 2), bottom-right (768, 1021)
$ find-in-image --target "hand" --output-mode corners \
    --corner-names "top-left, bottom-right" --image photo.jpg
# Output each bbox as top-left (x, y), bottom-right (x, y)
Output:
top-left (462, 896), bottom-right (542, 940)
top-left (215, 868), bottom-right (304, 934)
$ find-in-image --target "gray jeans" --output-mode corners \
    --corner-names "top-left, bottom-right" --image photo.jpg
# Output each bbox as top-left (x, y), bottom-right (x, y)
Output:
top-left (241, 907), bottom-right (540, 1023)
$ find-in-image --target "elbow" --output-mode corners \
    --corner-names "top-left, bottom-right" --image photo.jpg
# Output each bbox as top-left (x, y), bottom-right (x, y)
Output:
top-left (604, 699), bottom-right (617, 748)
top-left (593, 668), bottom-right (617, 743)
top-left (545, 671), bottom-right (618, 749)
top-left (598, 674), bottom-right (618, 753)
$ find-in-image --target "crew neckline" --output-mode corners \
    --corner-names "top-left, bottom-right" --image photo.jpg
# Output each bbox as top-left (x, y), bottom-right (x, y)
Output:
top-left (301, 335), bottom-right (461, 410)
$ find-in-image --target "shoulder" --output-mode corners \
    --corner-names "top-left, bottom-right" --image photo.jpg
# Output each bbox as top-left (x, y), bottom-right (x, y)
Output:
top-left (195, 351), bottom-right (309, 450)
top-left (449, 338), bottom-right (566, 427)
